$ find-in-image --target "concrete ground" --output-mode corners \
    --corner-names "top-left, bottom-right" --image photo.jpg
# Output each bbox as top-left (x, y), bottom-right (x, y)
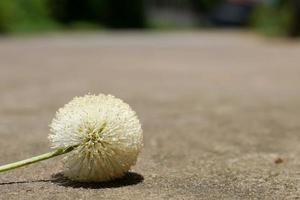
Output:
top-left (0, 31), bottom-right (300, 199)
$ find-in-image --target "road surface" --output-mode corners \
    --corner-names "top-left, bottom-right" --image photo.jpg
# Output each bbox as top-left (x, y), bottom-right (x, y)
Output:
top-left (0, 31), bottom-right (300, 199)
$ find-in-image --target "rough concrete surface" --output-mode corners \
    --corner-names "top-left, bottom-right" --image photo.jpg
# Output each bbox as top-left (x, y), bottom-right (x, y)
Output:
top-left (0, 31), bottom-right (300, 199)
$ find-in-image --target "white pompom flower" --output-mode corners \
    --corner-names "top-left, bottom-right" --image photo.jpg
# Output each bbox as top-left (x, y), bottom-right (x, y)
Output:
top-left (48, 94), bottom-right (143, 182)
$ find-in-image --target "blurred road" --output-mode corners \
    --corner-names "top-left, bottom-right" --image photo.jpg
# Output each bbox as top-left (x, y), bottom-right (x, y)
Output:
top-left (0, 31), bottom-right (300, 199)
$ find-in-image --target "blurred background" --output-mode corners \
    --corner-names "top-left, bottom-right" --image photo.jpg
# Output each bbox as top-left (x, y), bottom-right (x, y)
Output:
top-left (0, 0), bottom-right (299, 37)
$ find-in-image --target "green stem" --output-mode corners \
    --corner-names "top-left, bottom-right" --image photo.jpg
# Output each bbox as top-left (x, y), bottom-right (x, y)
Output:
top-left (0, 145), bottom-right (77, 173)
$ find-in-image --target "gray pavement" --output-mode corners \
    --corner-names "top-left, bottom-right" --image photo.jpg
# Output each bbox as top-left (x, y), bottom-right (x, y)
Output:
top-left (0, 31), bottom-right (300, 199)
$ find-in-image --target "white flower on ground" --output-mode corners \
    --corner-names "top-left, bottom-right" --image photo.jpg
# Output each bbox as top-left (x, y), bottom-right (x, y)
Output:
top-left (48, 94), bottom-right (143, 182)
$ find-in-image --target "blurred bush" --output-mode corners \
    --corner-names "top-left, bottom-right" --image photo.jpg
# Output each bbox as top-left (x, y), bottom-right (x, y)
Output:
top-left (252, 0), bottom-right (300, 37)
top-left (0, 0), bottom-right (146, 33)
top-left (0, 0), bottom-right (298, 37)
top-left (0, 0), bottom-right (57, 33)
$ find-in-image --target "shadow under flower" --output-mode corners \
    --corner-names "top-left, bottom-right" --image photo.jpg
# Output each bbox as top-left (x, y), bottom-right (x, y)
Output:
top-left (50, 172), bottom-right (144, 189)
top-left (0, 172), bottom-right (144, 189)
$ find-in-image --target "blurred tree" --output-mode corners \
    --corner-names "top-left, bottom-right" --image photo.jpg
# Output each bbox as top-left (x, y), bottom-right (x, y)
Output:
top-left (48, 0), bottom-right (87, 23)
top-left (252, 0), bottom-right (300, 37)
top-left (106, 0), bottom-right (146, 28)
top-left (190, 0), bottom-right (223, 13)
top-left (48, 0), bottom-right (146, 28)
top-left (87, 0), bottom-right (109, 23)
top-left (189, 0), bottom-right (224, 26)
top-left (289, 0), bottom-right (300, 37)
top-left (0, 0), bottom-right (56, 33)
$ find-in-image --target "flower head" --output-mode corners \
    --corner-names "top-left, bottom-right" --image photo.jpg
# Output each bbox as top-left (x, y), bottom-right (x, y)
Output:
top-left (49, 94), bottom-right (143, 182)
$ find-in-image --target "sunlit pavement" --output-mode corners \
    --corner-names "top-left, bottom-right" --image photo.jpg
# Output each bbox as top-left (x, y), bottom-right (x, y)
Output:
top-left (0, 31), bottom-right (300, 199)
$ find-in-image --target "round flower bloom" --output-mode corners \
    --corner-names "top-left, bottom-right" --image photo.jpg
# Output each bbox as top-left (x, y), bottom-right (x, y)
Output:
top-left (48, 94), bottom-right (143, 182)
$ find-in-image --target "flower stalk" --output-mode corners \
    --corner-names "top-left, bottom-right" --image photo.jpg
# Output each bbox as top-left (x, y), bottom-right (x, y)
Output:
top-left (0, 145), bottom-right (77, 173)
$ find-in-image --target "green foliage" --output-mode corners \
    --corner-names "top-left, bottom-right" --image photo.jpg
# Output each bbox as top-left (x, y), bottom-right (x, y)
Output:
top-left (0, 0), bottom-right (58, 33)
top-left (251, 1), bottom-right (294, 37)
top-left (0, 0), bottom-right (146, 33)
